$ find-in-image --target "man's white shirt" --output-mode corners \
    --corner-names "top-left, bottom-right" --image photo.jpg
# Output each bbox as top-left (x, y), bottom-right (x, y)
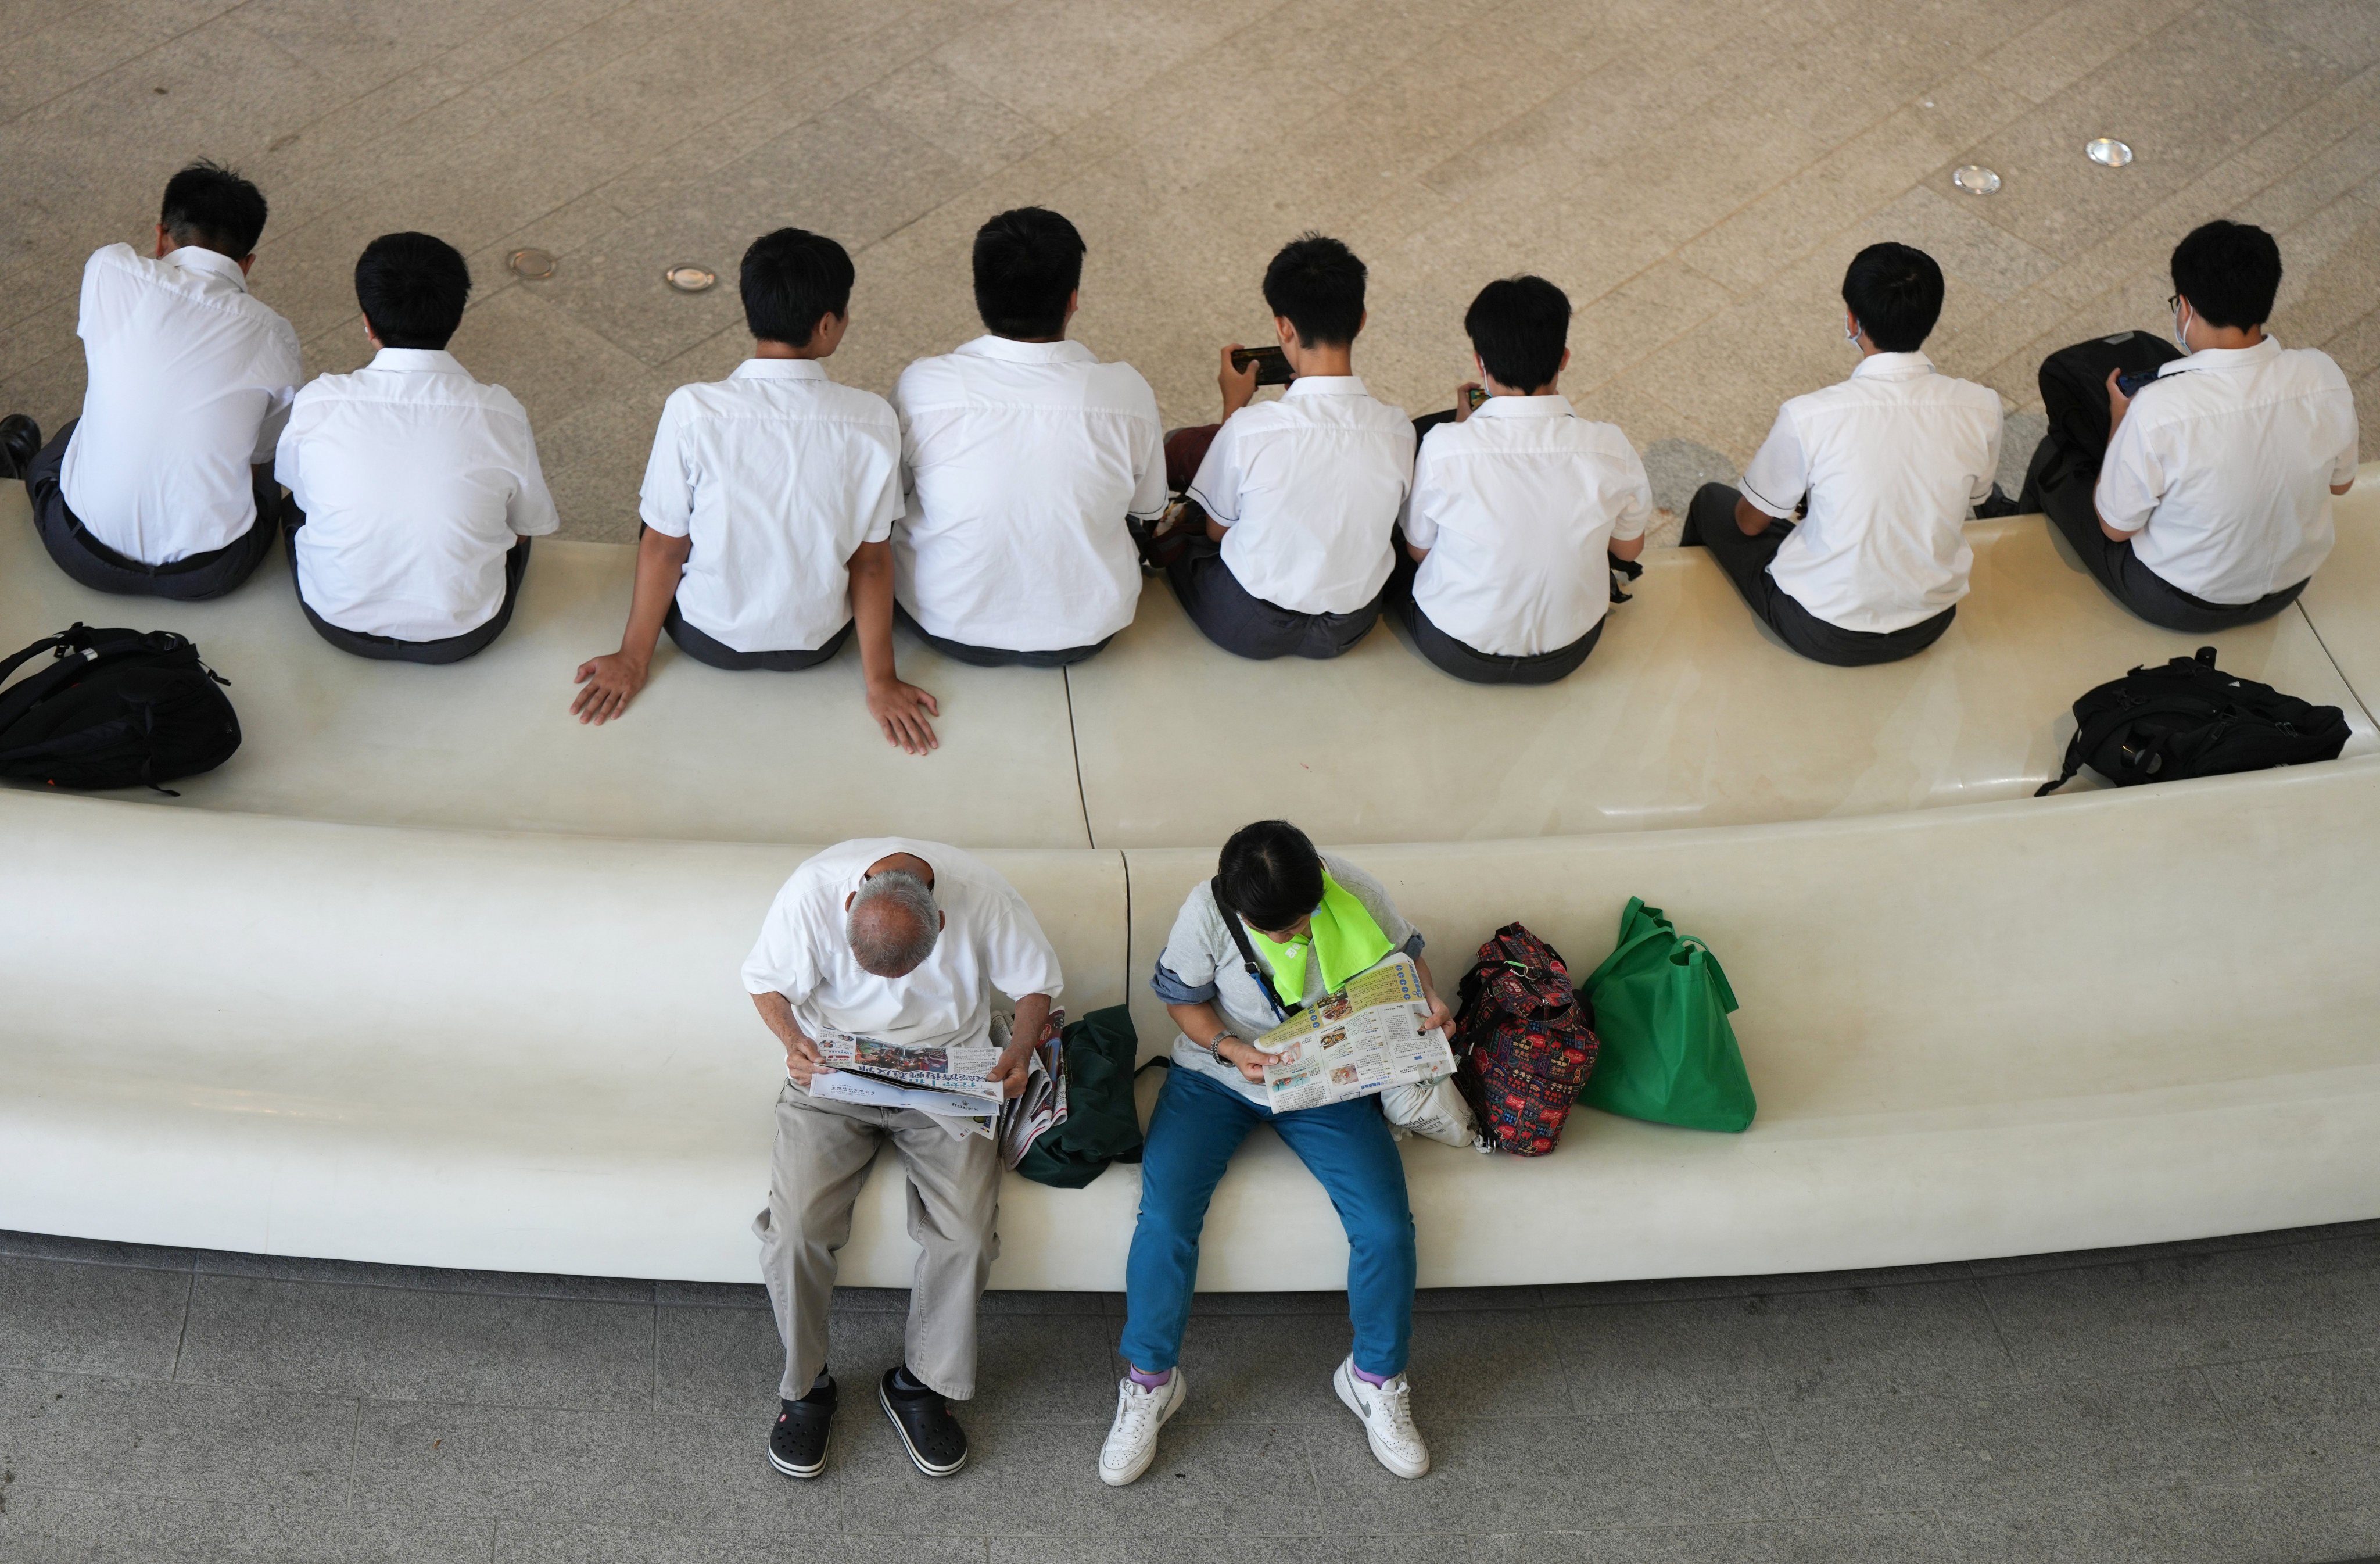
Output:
top-left (1188, 375), bottom-right (1415, 615)
top-left (2096, 337), bottom-right (2359, 604)
top-left (641, 359), bottom-right (902, 654)
top-left (1402, 395), bottom-right (1652, 656)
top-left (1741, 352), bottom-right (2002, 634)
top-left (61, 243), bottom-right (303, 564)
top-left (741, 836), bottom-right (1065, 1057)
top-left (278, 348), bottom-right (558, 641)
top-left (892, 336), bottom-right (1165, 652)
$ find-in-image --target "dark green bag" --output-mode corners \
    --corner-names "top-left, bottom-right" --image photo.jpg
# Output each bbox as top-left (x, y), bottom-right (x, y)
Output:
top-left (1579, 898), bottom-right (1755, 1133)
top-left (1015, 1005), bottom-right (1146, 1189)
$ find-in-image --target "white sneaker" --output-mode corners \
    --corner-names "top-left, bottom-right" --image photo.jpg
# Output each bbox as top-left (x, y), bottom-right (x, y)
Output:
top-left (1333, 1355), bottom-right (1430, 1479)
top-left (1097, 1369), bottom-right (1187, 1487)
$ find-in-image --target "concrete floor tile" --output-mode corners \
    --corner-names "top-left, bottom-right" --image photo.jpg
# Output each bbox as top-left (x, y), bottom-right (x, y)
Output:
top-left (1977, 1230), bottom-right (2380, 1379)
top-left (1934, 1478), bottom-right (2380, 1564)
top-left (1490, 1511), bottom-right (1956, 1563)
top-left (1162, 1311), bottom-right (1356, 1423)
top-left (0, 1486), bottom-right (497, 1564)
top-left (1553, 1279), bottom-right (2018, 1416)
top-left (994, 1535), bottom-right (1503, 1564)
top-left (0, 1367), bottom-right (357, 1508)
top-left (655, 1304), bottom-right (907, 1413)
top-left (1404, 1305), bottom-right (1565, 1420)
top-left (499, 1523), bottom-right (985, 1563)
top-left (193, 1249), bottom-right (655, 1302)
top-left (175, 1274), bottom-right (657, 1409)
top-left (0, 1255), bottom-right (191, 1379)
top-left (1310, 1409), bottom-right (1784, 1533)
top-left (0, 1229), bottom-right (198, 1273)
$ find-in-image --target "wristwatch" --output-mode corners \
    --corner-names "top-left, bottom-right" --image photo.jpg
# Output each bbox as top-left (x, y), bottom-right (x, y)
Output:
top-left (1202, 1030), bottom-right (1241, 1059)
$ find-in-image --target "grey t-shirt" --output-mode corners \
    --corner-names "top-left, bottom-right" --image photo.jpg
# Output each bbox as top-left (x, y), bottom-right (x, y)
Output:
top-left (1152, 853), bottom-right (1424, 1104)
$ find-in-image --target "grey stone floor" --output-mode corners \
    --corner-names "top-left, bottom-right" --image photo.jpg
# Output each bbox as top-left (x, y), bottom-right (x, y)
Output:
top-left (4, 0), bottom-right (2378, 543)
top-left (3, 1222), bottom-right (2378, 1562)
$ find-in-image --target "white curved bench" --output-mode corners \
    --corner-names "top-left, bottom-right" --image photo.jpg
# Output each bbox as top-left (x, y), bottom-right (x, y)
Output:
top-left (3, 471), bottom-right (2376, 1288)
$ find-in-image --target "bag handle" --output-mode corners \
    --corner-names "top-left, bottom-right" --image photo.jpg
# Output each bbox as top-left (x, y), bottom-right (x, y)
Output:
top-left (1582, 896), bottom-right (1672, 991)
top-left (0, 625), bottom-right (84, 690)
top-left (1211, 876), bottom-right (1298, 1021)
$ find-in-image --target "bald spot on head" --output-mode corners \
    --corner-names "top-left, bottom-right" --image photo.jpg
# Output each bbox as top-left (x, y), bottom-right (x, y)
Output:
top-left (846, 869), bottom-right (940, 977)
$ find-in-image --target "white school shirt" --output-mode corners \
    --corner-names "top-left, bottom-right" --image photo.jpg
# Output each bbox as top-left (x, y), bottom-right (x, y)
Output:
top-left (1188, 376), bottom-right (1416, 615)
top-left (60, 243), bottom-right (303, 564)
top-left (641, 359), bottom-right (902, 654)
top-left (278, 349), bottom-right (558, 641)
top-left (742, 837), bottom-right (1065, 1055)
top-left (892, 336), bottom-right (1166, 652)
top-left (1740, 352), bottom-right (2002, 634)
top-left (2095, 337), bottom-right (2359, 604)
top-left (1402, 395), bottom-right (1653, 656)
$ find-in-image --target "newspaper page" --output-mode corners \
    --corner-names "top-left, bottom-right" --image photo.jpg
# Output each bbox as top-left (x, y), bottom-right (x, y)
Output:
top-left (995, 1033), bottom-right (1069, 1169)
top-left (1256, 953), bottom-right (1454, 1113)
top-left (809, 1031), bottom-right (1003, 1136)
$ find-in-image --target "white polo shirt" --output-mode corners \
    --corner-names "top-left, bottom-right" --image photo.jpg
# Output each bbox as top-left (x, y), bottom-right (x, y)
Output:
top-left (641, 359), bottom-right (902, 654)
top-left (892, 336), bottom-right (1165, 652)
top-left (60, 243), bottom-right (303, 564)
top-left (741, 836), bottom-right (1065, 1054)
top-left (278, 349), bottom-right (558, 642)
top-left (1188, 376), bottom-right (1415, 615)
top-left (1402, 395), bottom-right (1653, 656)
top-left (2096, 337), bottom-right (2359, 604)
top-left (1741, 352), bottom-right (2002, 634)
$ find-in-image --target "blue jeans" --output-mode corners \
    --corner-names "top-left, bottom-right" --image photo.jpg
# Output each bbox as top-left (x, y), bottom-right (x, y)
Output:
top-left (1119, 1065), bottom-right (1417, 1377)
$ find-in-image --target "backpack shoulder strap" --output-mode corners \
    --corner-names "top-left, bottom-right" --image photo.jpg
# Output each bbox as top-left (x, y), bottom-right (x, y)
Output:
top-left (0, 629), bottom-right (77, 691)
top-left (1210, 876), bottom-right (1297, 1021)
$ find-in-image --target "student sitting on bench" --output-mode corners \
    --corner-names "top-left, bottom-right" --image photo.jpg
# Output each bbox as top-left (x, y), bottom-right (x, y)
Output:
top-left (1161, 235), bottom-right (1414, 660)
top-left (1395, 275), bottom-right (1650, 685)
top-left (1681, 242), bottom-right (2001, 667)
top-left (888, 207), bottom-right (1166, 670)
top-left (572, 228), bottom-right (937, 753)
top-left (2030, 221), bottom-right (2359, 633)
top-left (25, 160), bottom-right (302, 600)
top-left (278, 232), bottom-right (556, 664)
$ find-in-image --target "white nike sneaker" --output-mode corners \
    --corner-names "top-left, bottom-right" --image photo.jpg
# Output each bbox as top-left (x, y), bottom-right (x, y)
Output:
top-left (1097, 1369), bottom-right (1187, 1487)
top-left (1333, 1355), bottom-right (1430, 1479)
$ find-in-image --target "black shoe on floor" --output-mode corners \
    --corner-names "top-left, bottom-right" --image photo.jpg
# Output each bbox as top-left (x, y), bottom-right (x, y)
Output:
top-left (0, 414), bottom-right (40, 482)
top-left (879, 1366), bottom-right (968, 1477)
top-left (768, 1375), bottom-right (837, 1479)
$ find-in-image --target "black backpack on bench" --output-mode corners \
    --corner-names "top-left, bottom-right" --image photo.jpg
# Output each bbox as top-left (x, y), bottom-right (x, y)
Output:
top-left (2037, 646), bottom-right (2350, 795)
top-left (0, 624), bottom-right (241, 793)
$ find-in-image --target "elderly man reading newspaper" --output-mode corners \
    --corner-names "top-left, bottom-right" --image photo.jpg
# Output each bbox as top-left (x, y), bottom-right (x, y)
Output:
top-left (743, 838), bottom-right (1061, 1482)
top-left (1096, 819), bottom-right (1456, 1488)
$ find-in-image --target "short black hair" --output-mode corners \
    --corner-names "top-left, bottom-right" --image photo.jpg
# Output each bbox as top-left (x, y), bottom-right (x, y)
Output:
top-left (972, 207), bottom-right (1084, 338)
top-left (1217, 819), bottom-right (1325, 933)
top-left (2170, 220), bottom-right (2282, 330)
top-left (1263, 234), bottom-right (1366, 348)
top-left (741, 228), bottom-right (854, 348)
top-left (1464, 275), bottom-right (1571, 391)
top-left (1840, 242), bottom-right (1944, 353)
top-left (160, 160), bottom-right (268, 257)
top-left (354, 232), bottom-right (471, 350)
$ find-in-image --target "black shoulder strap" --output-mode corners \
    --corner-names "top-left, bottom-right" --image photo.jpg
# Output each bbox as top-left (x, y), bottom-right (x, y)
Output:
top-left (0, 627), bottom-right (80, 691)
top-left (1210, 876), bottom-right (1298, 1020)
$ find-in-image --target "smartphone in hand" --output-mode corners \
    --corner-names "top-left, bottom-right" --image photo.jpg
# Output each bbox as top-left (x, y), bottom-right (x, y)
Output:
top-left (1231, 345), bottom-right (1295, 386)
top-left (2116, 368), bottom-right (2161, 398)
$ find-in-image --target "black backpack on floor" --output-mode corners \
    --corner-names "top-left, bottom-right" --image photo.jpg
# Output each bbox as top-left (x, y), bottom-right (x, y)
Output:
top-left (0, 624), bottom-right (241, 793)
top-left (2037, 646), bottom-right (2350, 796)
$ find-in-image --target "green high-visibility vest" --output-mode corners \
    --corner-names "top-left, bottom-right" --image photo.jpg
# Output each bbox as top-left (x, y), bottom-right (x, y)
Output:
top-left (1243, 872), bottom-right (1395, 1010)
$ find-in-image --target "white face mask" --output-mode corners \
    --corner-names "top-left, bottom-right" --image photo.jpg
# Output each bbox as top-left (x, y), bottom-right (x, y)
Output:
top-left (1846, 317), bottom-right (1862, 347)
top-left (2171, 299), bottom-right (2191, 355)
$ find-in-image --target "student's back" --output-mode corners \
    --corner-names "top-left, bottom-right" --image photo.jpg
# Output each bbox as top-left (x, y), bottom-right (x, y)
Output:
top-left (2098, 338), bottom-right (2356, 603)
top-left (62, 173), bottom-right (300, 567)
top-left (1193, 380), bottom-right (1412, 615)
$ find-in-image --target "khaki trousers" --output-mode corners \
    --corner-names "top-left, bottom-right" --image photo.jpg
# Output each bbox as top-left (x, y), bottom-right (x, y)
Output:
top-left (753, 1081), bottom-right (1001, 1402)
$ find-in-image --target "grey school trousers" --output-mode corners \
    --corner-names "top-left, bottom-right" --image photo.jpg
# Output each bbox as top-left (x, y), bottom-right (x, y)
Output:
top-left (754, 1080), bottom-right (1001, 1402)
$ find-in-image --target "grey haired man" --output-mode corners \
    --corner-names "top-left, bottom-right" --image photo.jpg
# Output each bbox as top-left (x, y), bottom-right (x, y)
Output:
top-left (741, 837), bottom-right (1063, 1480)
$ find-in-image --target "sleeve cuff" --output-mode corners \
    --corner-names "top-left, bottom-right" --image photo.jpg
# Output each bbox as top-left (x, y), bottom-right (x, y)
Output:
top-left (1737, 479), bottom-right (1795, 520)
top-left (1150, 961), bottom-right (1217, 1005)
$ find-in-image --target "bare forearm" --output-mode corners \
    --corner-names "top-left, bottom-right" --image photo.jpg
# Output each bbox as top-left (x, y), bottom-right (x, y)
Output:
top-left (1734, 494), bottom-right (1780, 536)
top-left (850, 541), bottom-right (899, 690)
top-left (1167, 1000), bottom-right (1228, 1047)
top-left (621, 531), bottom-right (690, 660)
top-left (752, 991), bottom-right (806, 1052)
top-left (1012, 992), bottom-right (1053, 1045)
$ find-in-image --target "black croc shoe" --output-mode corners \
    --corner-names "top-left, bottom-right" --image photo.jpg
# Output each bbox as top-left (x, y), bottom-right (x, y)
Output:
top-left (768, 1377), bottom-right (837, 1479)
top-left (0, 414), bottom-right (40, 483)
top-left (879, 1368), bottom-right (968, 1477)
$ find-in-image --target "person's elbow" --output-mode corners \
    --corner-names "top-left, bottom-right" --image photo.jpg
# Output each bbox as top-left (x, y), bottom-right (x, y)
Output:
top-left (2098, 517), bottom-right (2137, 543)
top-left (1733, 495), bottom-right (1779, 536)
top-left (1403, 541), bottom-right (1429, 563)
top-left (1609, 533), bottom-right (1646, 563)
top-left (2332, 479), bottom-right (2357, 496)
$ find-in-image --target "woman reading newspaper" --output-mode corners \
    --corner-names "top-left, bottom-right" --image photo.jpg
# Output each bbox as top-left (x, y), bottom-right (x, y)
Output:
top-left (1096, 820), bottom-right (1454, 1487)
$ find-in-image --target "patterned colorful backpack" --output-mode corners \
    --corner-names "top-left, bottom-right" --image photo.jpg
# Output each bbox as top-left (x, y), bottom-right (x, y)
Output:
top-left (1452, 924), bottom-right (1599, 1157)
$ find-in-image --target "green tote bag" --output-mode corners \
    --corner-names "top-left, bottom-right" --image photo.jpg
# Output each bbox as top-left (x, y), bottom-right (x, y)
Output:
top-left (1579, 898), bottom-right (1755, 1133)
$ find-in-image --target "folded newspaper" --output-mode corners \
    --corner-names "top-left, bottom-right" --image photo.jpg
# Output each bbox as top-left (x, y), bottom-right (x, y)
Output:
top-left (1256, 953), bottom-right (1454, 1113)
top-left (808, 1030), bottom-right (1004, 1139)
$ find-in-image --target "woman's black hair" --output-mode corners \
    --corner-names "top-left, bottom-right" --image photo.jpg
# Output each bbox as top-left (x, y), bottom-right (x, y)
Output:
top-left (1217, 819), bottom-right (1325, 932)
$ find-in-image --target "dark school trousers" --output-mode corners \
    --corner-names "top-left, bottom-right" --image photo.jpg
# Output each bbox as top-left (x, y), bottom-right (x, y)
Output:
top-left (286, 507), bottom-right (531, 665)
top-left (2024, 436), bottom-right (2308, 635)
top-left (1683, 483), bottom-right (1954, 667)
top-left (26, 419), bottom-right (281, 600)
top-left (892, 602), bottom-right (1112, 669)
top-left (1387, 547), bottom-right (1601, 685)
top-left (666, 603), bottom-right (851, 671)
